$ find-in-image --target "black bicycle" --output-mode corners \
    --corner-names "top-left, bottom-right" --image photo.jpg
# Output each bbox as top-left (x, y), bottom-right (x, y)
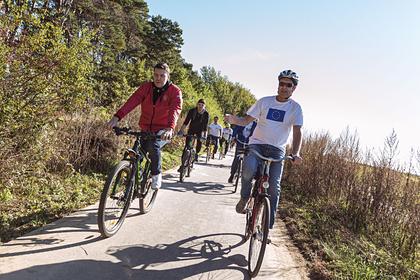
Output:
top-left (98, 127), bottom-right (163, 237)
top-left (179, 134), bottom-right (198, 182)
top-left (231, 139), bottom-right (248, 193)
top-left (244, 149), bottom-right (293, 278)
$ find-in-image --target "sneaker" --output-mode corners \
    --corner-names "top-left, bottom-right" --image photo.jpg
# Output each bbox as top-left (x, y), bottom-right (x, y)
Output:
top-left (151, 173), bottom-right (162, 190)
top-left (235, 197), bottom-right (248, 214)
top-left (228, 174), bottom-right (234, 183)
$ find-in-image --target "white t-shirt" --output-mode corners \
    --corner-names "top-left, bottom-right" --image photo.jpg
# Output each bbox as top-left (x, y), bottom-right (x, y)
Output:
top-left (247, 96), bottom-right (303, 149)
top-left (222, 127), bottom-right (233, 140)
top-left (208, 123), bottom-right (223, 137)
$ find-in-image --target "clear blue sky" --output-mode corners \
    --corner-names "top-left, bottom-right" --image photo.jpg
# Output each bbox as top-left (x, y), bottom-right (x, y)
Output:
top-left (147, 0), bottom-right (420, 165)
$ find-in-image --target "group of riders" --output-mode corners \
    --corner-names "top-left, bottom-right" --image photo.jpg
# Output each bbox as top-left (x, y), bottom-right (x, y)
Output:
top-left (177, 101), bottom-right (234, 162)
top-left (107, 62), bottom-right (303, 230)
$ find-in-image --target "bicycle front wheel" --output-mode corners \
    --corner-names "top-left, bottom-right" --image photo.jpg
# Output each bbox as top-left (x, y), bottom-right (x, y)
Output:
top-left (206, 147), bottom-right (211, 163)
top-left (248, 196), bottom-right (270, 278)
top-left (187, 150), bottom-right (194, 177)
top-left (139, 175), bottom-right (158, 214)
top-left (98, 160), bottom-right (133, 238)
top-left (179, 149), bottom-right (189, 182)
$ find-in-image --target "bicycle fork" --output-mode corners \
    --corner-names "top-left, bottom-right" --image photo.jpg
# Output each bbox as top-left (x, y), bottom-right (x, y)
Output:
top-left (248, 175), bottom-right (270, 235)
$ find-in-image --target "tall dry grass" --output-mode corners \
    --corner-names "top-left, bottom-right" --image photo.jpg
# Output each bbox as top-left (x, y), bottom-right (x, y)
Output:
top-left (283, 128), bottom-right (419, 274)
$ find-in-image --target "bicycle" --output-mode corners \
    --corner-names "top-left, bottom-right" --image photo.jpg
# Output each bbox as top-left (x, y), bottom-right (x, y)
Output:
top-left (243, 149), bottom-right (293, 278)
top-left (205, 138), bottom-right (217, 163)
top-left (231, 139), bottom-right (248, 193)
top-left (97, 127), bottom-right (165, 238)
top-left (178, 134), bottom-right (198, 182)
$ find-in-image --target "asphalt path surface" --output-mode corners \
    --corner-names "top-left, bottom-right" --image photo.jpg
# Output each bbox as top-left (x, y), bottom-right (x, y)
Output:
top-left (0, 151), bottom-right (309, 280)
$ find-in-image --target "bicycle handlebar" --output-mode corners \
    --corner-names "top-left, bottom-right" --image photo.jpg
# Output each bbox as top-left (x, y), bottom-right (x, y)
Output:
top-left (250, 149), bottom-right (294, 163)
top-left (177, 134), bottom-right (199, 139)
top-left (113, 127), bottom-right (162, 140)
top-left (235, 139), bottom-right (249, 146)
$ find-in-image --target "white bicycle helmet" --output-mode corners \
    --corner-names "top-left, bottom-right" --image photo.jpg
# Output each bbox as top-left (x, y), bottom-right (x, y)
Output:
top-left (278, 70), bottom-right (299, 85)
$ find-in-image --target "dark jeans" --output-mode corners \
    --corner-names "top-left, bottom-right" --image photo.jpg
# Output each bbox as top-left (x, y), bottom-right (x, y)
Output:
top-left (140, 138), bottom-right (168, 176)
top-left (185, 133), bottom-right (203, 154)
top-left (206, 135), bottom-right (219, 154)
top-left (220, 138), bottom-right (230, 155)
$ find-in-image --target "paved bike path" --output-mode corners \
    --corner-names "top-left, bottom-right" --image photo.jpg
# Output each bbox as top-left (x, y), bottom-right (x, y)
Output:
top-left (0, 151), bottom-right (309, 280)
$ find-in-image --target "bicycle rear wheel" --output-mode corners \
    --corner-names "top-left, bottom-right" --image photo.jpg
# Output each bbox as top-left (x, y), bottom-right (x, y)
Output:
top-left (98, 160), bottom-right (133, 238)
top-left (233, 158), bottom-right (242, 193)
top-left (248, 196), bottom-right (270, 278)
top-left (139, 174), bottom-right (158, 214)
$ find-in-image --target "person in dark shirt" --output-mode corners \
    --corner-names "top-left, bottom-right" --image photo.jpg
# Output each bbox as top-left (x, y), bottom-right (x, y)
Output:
top-left (228, 121), bottom-right (257, 183)
top-left (178, 99), bottom-right (210, 161)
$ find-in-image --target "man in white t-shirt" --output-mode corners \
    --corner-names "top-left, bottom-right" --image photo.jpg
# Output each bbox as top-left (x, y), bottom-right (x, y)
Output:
top-left (224, 69), bottom-right (303, 231)
top-left (220, 124), bottom-right (233, 156)
top-left (206, 116), bottom-right (223, 159)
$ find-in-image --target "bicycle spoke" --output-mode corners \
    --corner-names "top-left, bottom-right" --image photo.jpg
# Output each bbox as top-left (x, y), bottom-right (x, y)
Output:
top-left (98, 160), bottom-right (133, 238)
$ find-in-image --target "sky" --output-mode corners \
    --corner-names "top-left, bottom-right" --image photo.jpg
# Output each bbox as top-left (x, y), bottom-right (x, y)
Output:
top-left (147, 0), bottom-right (420, 165)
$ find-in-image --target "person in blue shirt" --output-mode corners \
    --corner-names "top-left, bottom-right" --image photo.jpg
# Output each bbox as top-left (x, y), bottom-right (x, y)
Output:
top-left (228, 121), bottom-right (257, 183)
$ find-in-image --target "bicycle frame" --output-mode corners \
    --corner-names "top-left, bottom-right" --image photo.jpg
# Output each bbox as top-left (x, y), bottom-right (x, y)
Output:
top-left (113, 127), bottom-right (162, 200)
top-left (246, 150), bottom-right (292, 235)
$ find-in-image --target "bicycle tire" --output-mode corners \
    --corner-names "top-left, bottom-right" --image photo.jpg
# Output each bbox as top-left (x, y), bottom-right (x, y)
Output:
top-left (206, 146), bottom-right (211, 163)
top-left (233, 158), bottom-right (242, 193)
top-left (98, 160), bottom-right (133, 238)
top-left (139, 174), bottom-right (158, 214)
top-left (187, 150), bottom-right (194, 177)
top-left (179, 149), bottom-right (189, 182)
top-left (248, 196), bottom-right (270, 278)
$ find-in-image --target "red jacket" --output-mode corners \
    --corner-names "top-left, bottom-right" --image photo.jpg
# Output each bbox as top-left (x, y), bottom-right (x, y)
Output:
top-left (115, 82), bottom-right (183, 132)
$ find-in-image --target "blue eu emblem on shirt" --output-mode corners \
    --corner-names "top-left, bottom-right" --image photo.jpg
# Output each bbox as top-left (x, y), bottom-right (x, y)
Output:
top-left (266, 108), bottom-right (286, 122)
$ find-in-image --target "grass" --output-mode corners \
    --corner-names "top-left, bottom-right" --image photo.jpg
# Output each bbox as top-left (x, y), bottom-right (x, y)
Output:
top-left (279, 183), bottom-right (420, 280)
top-left (0, 172), bottom-right (104, 243)
top-left (0, 141), bottom-right (183, 243)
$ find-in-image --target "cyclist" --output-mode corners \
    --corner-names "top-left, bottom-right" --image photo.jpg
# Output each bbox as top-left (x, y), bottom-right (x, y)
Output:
top-left (206, 116), bottom-right (223, 159)
top-left (227, 120), bottom-right (257, 183)
top-left (107, 62), bottom-right (183, 190)
top-left (224, 69), bottom-right (303, 230)
top-left (177, 98), bottom-right (209, 162)
top-left (220, 124), bottom-right (233, 157)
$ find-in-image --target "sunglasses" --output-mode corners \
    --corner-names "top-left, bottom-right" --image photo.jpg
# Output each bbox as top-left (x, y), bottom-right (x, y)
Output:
top-left (279, 82), bottom-right (294, 88)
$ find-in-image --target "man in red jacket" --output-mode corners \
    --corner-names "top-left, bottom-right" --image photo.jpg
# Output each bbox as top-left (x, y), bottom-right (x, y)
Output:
top-left (107, 63), bottom-right (183, 189)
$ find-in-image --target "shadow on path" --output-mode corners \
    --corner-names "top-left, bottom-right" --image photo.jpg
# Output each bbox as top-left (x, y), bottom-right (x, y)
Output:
top-left (0, 232), bottom-right (251, 280)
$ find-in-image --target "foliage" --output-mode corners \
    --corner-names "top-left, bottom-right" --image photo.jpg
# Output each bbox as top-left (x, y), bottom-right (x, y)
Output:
top-left (0, 0), bottom-right (257, 244)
